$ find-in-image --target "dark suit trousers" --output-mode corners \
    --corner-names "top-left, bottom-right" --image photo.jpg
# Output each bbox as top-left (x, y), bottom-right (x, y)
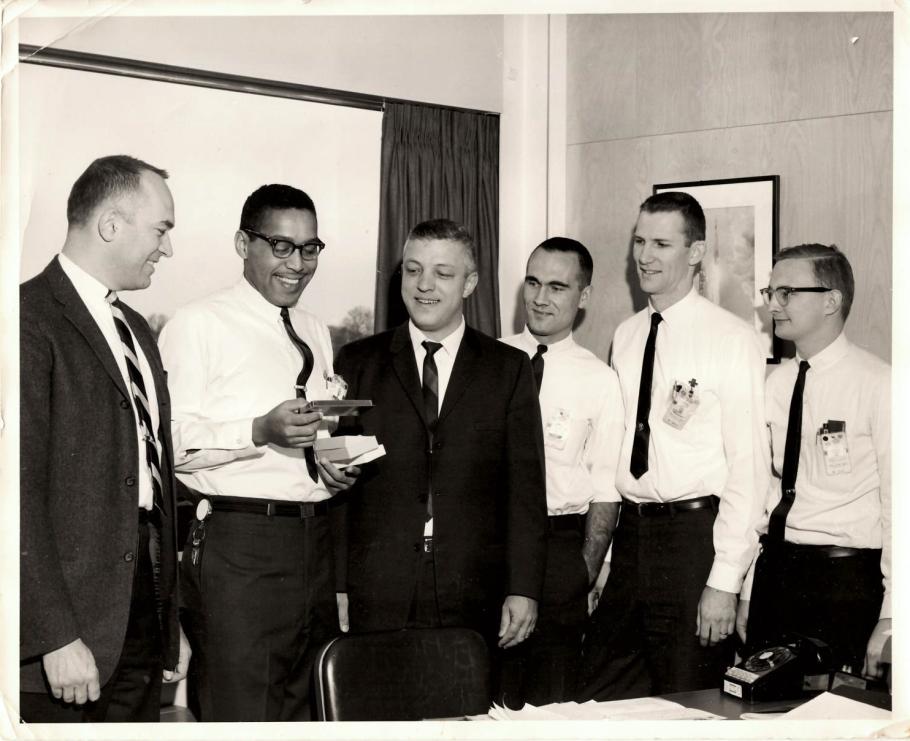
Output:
top-left (20, 518), bottom-right (163, 723)
top-left (578, 506), bottom-right (731, 700)
top-left (180, 509), bottom-right (338, 722)
top-left (746, 542), bottom-right (883, 672)
top-left (497, 518), bottom-right (588, 708)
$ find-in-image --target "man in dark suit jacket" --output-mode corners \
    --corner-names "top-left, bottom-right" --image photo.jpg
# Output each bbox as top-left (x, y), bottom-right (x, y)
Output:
top-left (19, 155), bottom-right (189, 723)
top-left (333, 219), bottom-right (548, 659)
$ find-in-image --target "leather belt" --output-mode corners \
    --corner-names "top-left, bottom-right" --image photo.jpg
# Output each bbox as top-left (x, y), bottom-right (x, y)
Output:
top-left (760, 536), bottom-right (874, 559)
top-left (207, 495), bottom-right (330, 519)
top-left (621, 495), bottom-right (718, 518)
top-left (548, 513), bottom-right (585, 532)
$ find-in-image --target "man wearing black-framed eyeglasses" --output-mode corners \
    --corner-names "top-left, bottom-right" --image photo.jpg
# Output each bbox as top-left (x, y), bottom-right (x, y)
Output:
top-left (159, 184), bottom-right (358, 721)
top-left (739, 243), bottom-right (891, 682)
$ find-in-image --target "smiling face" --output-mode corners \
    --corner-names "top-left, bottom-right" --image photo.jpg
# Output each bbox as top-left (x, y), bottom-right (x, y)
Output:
top-left (110, 171), bottom-right (175, 290)
top-left (523, 248), bottom-right (590, 344)
top-left (632, 209), bottom-right (705, 312)
top-left (236, 207), bottom-right (318, 307)
top-left (400, 237), bottom-right (478, 340)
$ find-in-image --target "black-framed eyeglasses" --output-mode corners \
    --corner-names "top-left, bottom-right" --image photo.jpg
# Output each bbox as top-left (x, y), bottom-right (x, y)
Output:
top-left (241, 227), bottom-right (325, 260)
top-left (759, 286), bottom-right (831, 307)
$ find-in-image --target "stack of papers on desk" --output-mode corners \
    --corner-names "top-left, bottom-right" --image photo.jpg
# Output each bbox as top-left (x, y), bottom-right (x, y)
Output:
top-left (474, 697), bottom-right (722, 721)
top-left (313, 436), bottom-right (385, 468)
top-left (780, 692), bottom-right (891, 721)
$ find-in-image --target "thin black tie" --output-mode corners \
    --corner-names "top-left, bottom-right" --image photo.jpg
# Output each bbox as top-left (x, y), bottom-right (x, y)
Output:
top-left (422, 340), bottom-right (443, 522)
top-left (768, 360), bottom-right (810, 541)
top-left (280, 306), bottom-right (319, 482)
top-left (106, 292), bottom-right (164, 512)
top-left (531, 344), bottom-right (548, 393)
top-left (630, 312), bottom-right (662, 479)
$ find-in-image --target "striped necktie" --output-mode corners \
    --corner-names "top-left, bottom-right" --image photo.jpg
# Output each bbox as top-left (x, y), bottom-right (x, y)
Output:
top-left (106, 292), bottom-right (163, 512)
top-left (422, 341), bottom-right (443, 522)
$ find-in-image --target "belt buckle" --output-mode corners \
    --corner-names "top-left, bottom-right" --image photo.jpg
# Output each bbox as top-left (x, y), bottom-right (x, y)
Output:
top-left (423, 537), bottom-right (433, 553)
top-left (266, 501), bottom-right (276, 517)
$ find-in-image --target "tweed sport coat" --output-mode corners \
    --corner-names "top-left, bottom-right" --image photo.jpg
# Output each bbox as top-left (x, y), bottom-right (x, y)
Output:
top-left (19, 257), bottom-right (179, 692)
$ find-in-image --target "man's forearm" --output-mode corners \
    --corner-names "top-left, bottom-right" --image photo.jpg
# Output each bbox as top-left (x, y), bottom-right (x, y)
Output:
top-left (582, 501), bottom-right (620, 584)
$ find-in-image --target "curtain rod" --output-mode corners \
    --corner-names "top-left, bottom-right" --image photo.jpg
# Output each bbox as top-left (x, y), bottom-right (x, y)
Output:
top-left (18, 44), bottom-right (500, 118)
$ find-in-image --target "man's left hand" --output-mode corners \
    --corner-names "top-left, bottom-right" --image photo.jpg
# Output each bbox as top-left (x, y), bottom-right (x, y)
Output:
top-left (863, 618), bottom-right (891, 679)
top-left (696, 586), bottom-right (737, 647)
top-left (497, 595), bottom-right (538, 649)
top-left (163, 626), bottom-right (191, 683)
top-left (317, 459), bottom-right (361, 495)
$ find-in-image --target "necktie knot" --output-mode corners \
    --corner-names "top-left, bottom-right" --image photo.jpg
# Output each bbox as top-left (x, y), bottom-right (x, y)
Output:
top-left (650, 311), bottom-right (663, 328)
top-left (105, 290), bottom-right (118, 305)
top-left (422, 340), bottom-right (443, 358)
top-left (798, 359), bottom-right (810, 374)
top-left (535, 344), bottom-right (548, 357)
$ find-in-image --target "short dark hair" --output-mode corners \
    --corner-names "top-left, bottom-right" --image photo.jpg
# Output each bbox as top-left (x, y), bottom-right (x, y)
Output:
top-left (66, 155), bottom-right (169, 227)
top-left (405, 218), bottom-right (477, 274)
top-left (534, 237), bottom-right (594, 287)
top-left (240, 184), bottom-right (316, 232)
top-left (774, 243), bottom-right (855, 320)
top-left (639, 191), bottom-right (706, 244)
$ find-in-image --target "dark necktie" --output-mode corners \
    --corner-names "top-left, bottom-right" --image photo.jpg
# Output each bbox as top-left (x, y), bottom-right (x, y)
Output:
top-left (630, 311), bottom-right (662, 479)
top-left (422, 340), bottom-right (443, 522)
top-left (768, 360), bottom-right (810, 541)
top-left (531, 344), bottom-right (548, 393)
top-left (106, 292), bottom-right (164, 512)
top-left (280, 306), bottom-right (319, 482)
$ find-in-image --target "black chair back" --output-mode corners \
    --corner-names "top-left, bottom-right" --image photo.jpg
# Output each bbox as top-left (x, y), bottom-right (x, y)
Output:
top-left (314, 627), bottom-right (491, 721)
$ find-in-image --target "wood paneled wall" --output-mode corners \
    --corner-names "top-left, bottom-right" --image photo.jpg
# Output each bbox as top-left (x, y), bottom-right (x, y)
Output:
top-left (566, 12), bottom-right (892, 363)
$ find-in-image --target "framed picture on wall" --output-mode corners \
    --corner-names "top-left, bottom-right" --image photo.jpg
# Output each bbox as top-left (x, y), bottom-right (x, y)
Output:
top-left (653, 175), bottom-right (781, 363)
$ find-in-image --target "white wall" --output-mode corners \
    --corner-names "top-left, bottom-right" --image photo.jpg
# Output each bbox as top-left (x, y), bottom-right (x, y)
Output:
top-left (15, 12), bottom-right (558, 336)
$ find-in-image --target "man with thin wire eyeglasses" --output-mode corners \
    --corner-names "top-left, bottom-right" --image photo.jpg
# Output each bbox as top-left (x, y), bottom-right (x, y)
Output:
top-left (738, 243), bottom-right (891, 681)
top-left (159, 184), bottom-right (358, 721)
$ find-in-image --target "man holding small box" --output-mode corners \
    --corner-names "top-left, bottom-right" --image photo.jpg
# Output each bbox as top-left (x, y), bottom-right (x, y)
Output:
top-left (158, 184), bottom-right (358, 721)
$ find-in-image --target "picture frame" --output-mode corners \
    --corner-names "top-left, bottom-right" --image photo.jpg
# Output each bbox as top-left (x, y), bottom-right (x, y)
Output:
top-left (654, 175), bottom-right (781, 363)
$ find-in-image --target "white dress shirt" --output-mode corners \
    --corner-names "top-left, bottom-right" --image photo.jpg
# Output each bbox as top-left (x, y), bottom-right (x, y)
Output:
top-left (760, 332), bottom-right (891, 618)
top-left (612, 286), bottom-right (770, 594)
top-left (158, 278), bottom-right (336, 501)
top-left (408, 317), bottom-right (466, 536)
top-left (59, 253), bottom-right (160, 510)
top-left (501, 329), bottom-right (624, 515)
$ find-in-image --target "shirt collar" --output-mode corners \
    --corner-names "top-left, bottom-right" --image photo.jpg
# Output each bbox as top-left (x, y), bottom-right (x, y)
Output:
top-left (408, 317), bottom-right (466, 359)
top-left (58, 252), bottom-right (112, 311)
top-left (647, 283), bottom-right (700, 324)
top-left (234, 276), bottom-right (291, 324)
top-left (797, 331), bottom-right (850, 372)
top-left (520, 326), bottom-right (576, 355)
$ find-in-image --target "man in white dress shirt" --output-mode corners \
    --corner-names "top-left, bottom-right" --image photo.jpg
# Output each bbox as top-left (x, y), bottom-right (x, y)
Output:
top-left (498, 237), bottom-right (624, 707)
top-left (158, 184), bottom-right (358, 721)
top-left (578, 191), bottom-right (768, 699)
top-left (738, 244), bottom-right (891, 679)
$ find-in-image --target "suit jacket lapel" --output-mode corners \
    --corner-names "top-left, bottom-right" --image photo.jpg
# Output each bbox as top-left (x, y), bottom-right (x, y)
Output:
top-left (46, 258), bottom-right (130, 402)
top-left (438, 326), bottom-right (481, 426)
top-left (389, 323), bottom-right (430, 429)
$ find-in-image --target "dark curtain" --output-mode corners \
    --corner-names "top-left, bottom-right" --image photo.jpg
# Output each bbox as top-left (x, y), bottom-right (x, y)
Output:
top-left (375, 102), bottom-right (501, 337)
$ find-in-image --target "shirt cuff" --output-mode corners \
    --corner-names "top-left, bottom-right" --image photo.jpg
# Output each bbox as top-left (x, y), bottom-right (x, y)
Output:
top-left (879, 593), bottom-right (891, 620)
top-left (706, 561), bottom-right (743, 595)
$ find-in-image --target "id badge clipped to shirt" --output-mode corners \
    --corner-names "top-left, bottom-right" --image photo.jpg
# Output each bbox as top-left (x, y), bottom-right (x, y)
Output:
top-left (545, 408), bottom-right (571, 451)
top-left (818, 420), bottom-right (852, 475)
top-left (663, 378), bottom-right (700, 430)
